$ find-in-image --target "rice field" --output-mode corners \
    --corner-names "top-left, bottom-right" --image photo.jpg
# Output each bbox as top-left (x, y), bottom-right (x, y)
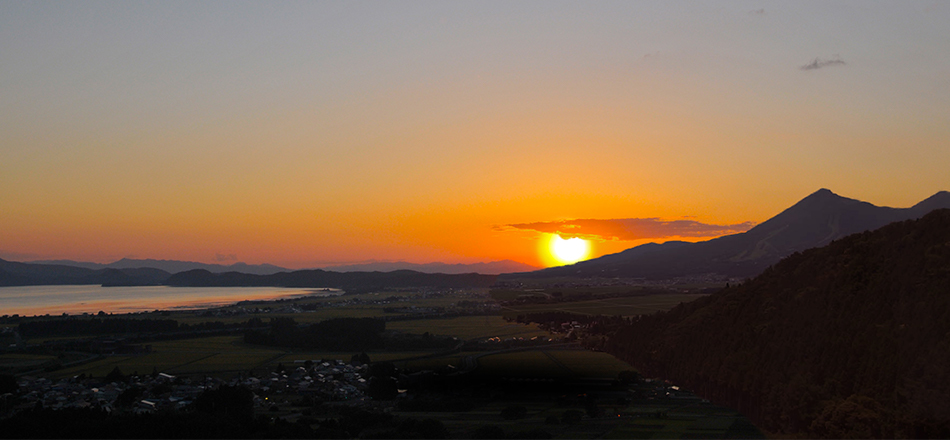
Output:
top-left (50, 335), bottom-right (286, 378)
top-left (387, 315), bottom-right (550, 340)
top-left (475, 348), bottom-right (635, 379)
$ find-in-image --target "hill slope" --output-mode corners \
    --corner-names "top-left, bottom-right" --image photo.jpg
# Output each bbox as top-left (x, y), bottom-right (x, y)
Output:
top-left (511, 189), bottom-right (950, 280)
top-left (607, 209), bottom-right (950, 438)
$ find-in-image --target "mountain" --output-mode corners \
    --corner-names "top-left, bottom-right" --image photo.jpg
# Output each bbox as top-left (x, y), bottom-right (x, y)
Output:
top-left (507, 189), bottom-right (950, 281)
top-left (0, 259), bottom-right (170, 286)
top-left (606, 209), bottom-right (950, 438)
top-left (164, 269), bottom-right (497, 290)
top-left (29, 258), bottom-right (290, 276)
top-left (321, 259), bottom-right (538, 274)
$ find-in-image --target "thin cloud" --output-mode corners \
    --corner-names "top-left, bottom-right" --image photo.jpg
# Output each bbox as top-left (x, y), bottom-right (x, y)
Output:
top-left (749, 8), bottom-right (766, 16)
top-left (801, 55), bottom-right (846, 71)
top-left (504, 218), bottom-right (756, 241)
top-left (214, 253), bottom-right (238, 262)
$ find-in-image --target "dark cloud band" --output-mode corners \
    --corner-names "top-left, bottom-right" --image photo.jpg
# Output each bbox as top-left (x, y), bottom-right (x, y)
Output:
top-left (504, 218), bottom-right (755, 241)
top-left (801, 55), bottom-right (846, 71)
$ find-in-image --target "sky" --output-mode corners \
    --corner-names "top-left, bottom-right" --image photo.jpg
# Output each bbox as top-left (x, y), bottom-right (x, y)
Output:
top-left (2, 1), bottom-right (949, 269)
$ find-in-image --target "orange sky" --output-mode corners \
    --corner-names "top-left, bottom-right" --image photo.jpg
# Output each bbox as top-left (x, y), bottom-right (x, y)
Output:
top-left (2, 2), bottom-right (949, 269)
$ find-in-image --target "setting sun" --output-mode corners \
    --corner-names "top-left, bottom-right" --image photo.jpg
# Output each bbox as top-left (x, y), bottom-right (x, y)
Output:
top-left (549, 235), bottom-right (591, 265)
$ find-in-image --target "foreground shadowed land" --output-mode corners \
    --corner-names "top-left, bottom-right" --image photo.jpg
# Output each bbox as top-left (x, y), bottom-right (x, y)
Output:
top-left (606, 209), bottom-right (950, 438)
top-left (0, 286), bottom-right (761, 438)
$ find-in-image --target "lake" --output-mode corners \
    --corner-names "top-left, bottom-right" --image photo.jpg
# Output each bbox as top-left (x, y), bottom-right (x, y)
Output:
top-left (0, 285), bottom-right (343, 317)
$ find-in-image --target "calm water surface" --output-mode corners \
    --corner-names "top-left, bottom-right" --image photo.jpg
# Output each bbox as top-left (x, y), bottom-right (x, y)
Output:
top-left (0, 285), bottom-right (342, 316)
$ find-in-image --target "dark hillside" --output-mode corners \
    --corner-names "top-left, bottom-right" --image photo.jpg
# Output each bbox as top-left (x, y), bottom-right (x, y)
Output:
top-left (607, 209), bottom-right (950, 438)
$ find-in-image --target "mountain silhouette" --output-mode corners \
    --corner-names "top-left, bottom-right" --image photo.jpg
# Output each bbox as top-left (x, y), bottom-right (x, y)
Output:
top-left (0, 259), bottom-right (170, 286)
top-left (606, 208), bottom-right (950, 438)
top-left (29, 258), bottom-right (289, 276)
top-left (506, 189), bottom-right (950, 280)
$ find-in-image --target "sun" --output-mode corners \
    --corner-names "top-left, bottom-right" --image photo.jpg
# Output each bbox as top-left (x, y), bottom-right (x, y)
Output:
top-left (549, 235), bottom-right (591, 265)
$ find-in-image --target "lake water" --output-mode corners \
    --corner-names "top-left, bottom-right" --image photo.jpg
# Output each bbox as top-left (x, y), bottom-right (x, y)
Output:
top-left (0, 285), bottom-right (343, 317)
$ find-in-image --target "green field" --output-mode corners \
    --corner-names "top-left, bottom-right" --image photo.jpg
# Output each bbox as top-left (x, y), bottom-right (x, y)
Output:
top-left (387, 315), bottom-right (549, 340)
top-left (43, 314), bottom-right (560, 379)
top-left (50, 335), bottom-right (286, 378)
top-left (475, 348), bottom-right (634, 379)
top-left (0, 353), bottom-right (59, 373)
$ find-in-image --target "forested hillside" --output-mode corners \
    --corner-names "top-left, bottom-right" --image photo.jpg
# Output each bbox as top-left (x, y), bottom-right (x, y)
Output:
top-left (607, 209), bottom-right (950, 438)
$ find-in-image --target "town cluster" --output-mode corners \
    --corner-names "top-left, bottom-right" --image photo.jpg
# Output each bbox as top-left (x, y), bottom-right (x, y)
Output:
top-left (7, 359), bottom-right (369, 416)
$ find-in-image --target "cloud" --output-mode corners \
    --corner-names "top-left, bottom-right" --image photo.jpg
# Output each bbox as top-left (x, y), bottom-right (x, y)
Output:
top-left (801, 55), bottom-right (846, 71)
top-left (503, 218), bottom-right (756, 241)
top-left (214, 253), bottom-right (238, 262)
top-left (749, 8), bottom-right (766, 16)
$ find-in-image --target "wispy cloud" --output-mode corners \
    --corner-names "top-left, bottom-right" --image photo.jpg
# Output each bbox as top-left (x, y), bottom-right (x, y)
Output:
top-left (214, 253), bottom-right (238, 262)
top-left (749, 8), bottom-right (766, 16)
top-left (801, 55), bottom-right (846, 71)
top-left (502, 218), bottom-right (755, 241)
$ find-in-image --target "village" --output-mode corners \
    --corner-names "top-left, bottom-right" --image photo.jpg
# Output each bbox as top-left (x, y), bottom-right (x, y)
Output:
top-left (6, 358), bottom-right (369, 418)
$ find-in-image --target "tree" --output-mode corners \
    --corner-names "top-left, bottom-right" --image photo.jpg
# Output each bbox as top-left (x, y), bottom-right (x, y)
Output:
top-left (561, 410), bottom-right (584, 425)
top-left (105, 366), bottom-right (125, 382)
top-left (472, 425), bottom-right (506, 439)
top-left (501, 405), bottom-right (527, 420)
top-left (367, 376), bottom-right (398, 400)
top-left (0, 374), bottom-right (17, 394)
top-left (194, 385), bottom-right (255, 423)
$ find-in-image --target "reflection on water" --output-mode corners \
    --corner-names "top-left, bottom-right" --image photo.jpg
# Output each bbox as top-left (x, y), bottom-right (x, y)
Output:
top-left (0, 285), bottom-right (342, 316)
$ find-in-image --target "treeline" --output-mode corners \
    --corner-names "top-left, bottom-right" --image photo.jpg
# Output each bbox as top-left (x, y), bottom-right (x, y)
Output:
top-left (18, 317), bottom-right (257, 338)
top-left (605, 210), bottom-right (950, 438)
top-left (500, 288), bottom-right (704, 306)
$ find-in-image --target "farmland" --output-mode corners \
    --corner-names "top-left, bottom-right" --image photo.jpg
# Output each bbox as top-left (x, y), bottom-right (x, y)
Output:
top-left (1, 285), bottom-right (762, 438)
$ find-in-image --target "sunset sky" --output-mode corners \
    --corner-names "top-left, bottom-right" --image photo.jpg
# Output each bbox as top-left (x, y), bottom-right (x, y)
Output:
top-left (2, 1), bottom-right (949, 269)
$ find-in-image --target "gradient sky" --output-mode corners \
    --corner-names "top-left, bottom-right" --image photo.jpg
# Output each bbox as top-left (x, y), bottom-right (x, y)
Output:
top-left (2, 1), bottom-right (949, 268)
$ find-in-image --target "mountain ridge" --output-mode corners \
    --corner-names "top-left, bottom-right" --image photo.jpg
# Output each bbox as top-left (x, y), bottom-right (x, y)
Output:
top-left (506, 189), bottom-right (950, 280)
top-left (28, 258), bottom-right (290, 276)
top-left (605, 208), bottom-right (950, 438)
top-left (27, 258), bottom-right (536, 275)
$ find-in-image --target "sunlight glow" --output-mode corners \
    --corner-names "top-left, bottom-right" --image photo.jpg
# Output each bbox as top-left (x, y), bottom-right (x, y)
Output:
top-left (549, 235), bottom-right (591, 265)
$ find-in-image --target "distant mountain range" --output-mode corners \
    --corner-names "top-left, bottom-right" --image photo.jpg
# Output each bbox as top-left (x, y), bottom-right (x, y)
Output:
top-left (29, 258), bottom-right (290, 276)
top-left (505, 188), bottom-right (950, 281)
top-left (606, 208), bottom-right (950, 437)
top-left (164, 269), bottom-right (496, 291)
top-left (0, 258), bottom-right (499, 289)
top-left (6, 188), bottom-right (948, 287)
top-left (26, 258), bottom-right (536, 276)
top-left (0, 259), bottom-right (171, 287)
top-left (321, 260), bottom-right (538, 275)
top-left (0, 255), bottom-right (523, 288)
